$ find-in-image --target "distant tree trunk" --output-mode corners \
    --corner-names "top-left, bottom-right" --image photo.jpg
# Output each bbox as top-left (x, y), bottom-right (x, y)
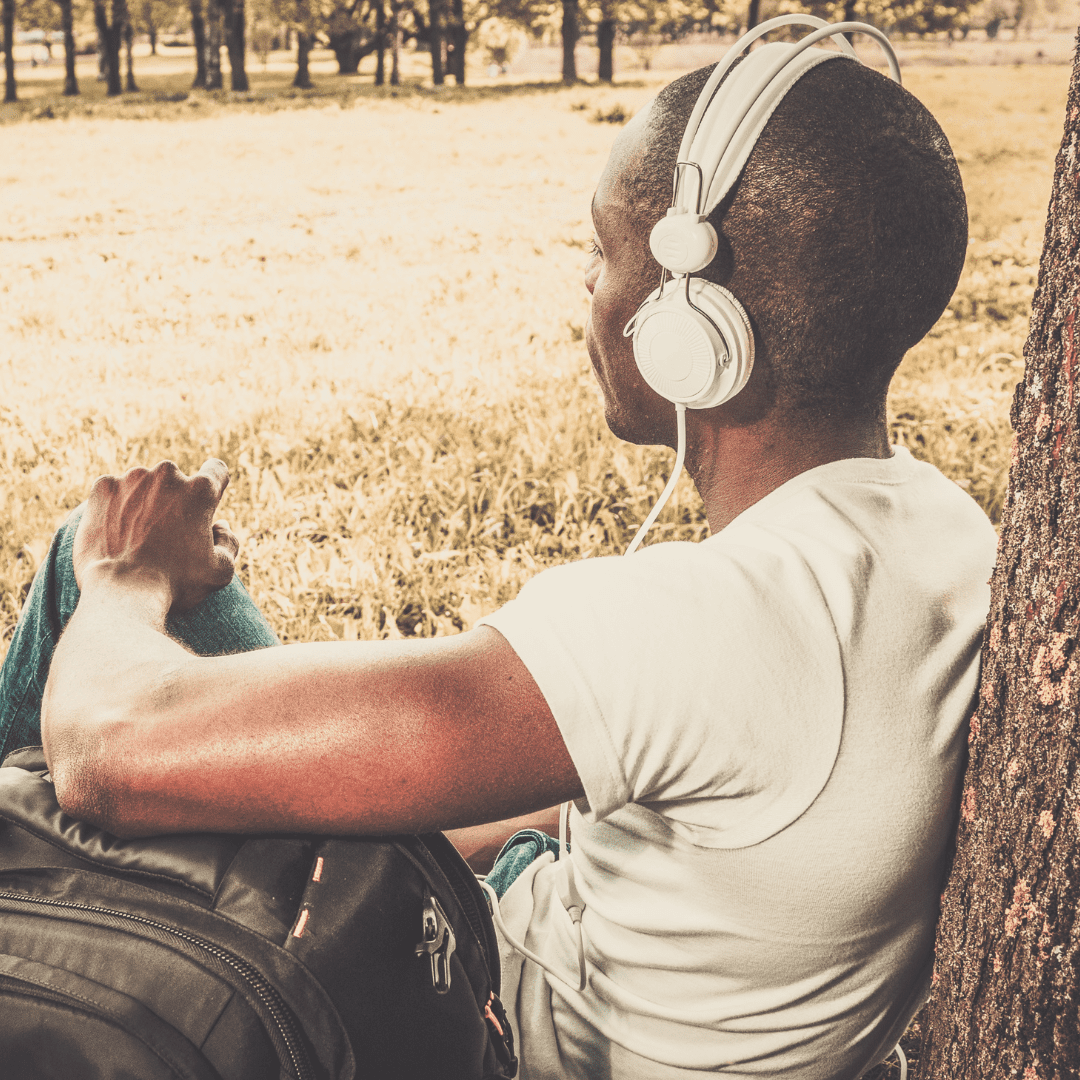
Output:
top-left (93, 0), bottom-right (125, 95)
top-left (375, 0), bottom-right (385, 84)
top-left (447, 0), bottom-right (465, 84)
top-left (148, 20), bottom-right (157, 54)
top-left (597, 12), bottom-right (615, 83)
top-left (389, 0), bottom-right (400, 84)
top-left (223, 0), bottom-right (247, 90)
top-left (428, 0), bottom-right (444, 85)
top-left (561, 0), bottom-right (577, 83)
top-left (843, 0), bottom-right (857, 44)
top-left (190, 0), bottom-right (207, 87)
top-left (293, 30), bottom-right (312, 88)
top-left (124, 17), bottom-right (137, 90)
top-left (205, 0), bottom-right (222, 88)
top-left (916, 31), bottom-right (1080, 1080)
top-left (58, 0), bottom-right (78, 94)
top-left (746, 0), bottom-right (761, 32)
top-left (3, 0), bottom-right (17, 103)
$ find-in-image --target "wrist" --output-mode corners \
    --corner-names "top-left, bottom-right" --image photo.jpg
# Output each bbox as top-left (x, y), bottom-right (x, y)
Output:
top-left (78, 560), bottom-right (173, 624)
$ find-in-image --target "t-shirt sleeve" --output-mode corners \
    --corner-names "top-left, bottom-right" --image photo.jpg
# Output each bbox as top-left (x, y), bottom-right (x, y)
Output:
top-left (478, 536), bottom-right (846, 849)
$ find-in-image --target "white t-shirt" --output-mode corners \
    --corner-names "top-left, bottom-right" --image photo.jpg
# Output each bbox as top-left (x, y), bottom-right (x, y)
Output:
top-left (479, 448), bottom-right (997, 1079)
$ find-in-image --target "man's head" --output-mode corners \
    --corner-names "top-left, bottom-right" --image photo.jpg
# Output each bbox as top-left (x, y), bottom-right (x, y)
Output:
top-left (584, 56), bottom-right (968, 446)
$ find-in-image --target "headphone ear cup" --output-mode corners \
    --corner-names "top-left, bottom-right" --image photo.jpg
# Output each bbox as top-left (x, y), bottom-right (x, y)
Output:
top-left (630, 278), bottom-right (754, 409)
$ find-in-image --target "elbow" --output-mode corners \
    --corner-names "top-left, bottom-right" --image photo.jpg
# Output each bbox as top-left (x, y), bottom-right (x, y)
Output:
top-left (44, 706), bottom-right (131, 835)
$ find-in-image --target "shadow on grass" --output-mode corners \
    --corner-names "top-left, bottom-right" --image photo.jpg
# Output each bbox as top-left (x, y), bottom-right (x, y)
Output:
top-left (0, 69), bottom-right (648, 125)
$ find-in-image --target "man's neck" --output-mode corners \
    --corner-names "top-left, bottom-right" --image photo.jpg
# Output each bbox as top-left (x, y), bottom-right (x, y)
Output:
top-left (684, 411), bottom-right (892, 534)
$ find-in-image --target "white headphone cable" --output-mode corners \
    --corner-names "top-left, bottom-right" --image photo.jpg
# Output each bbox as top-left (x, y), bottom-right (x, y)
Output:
top-left (625, 401), bottom-right (688, 556)
top-left (479, 877), bottom-right (587, 996)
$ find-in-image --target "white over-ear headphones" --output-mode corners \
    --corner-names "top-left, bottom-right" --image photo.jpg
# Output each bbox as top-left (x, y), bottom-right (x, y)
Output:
top-left (624, 15), bottom-right (901, 417)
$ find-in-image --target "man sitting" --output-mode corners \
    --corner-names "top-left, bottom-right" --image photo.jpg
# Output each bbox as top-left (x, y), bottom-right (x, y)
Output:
top-left (0, 46), bottom-right (996, 1080)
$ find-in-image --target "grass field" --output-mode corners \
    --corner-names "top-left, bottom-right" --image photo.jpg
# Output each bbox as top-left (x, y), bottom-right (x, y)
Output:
top-left (0, 62), bottom-right (1070, 656)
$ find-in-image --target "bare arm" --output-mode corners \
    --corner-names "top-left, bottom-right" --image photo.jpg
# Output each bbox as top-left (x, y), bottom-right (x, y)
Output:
top-left (42, 461), bottom-right (582, 838)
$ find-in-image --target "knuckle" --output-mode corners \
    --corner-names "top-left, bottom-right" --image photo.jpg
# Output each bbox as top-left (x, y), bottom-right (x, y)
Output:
top-left (154, 460), bottom-right (184, 482)
top-left (190, 474), bottom-right (215, 500)
top-left (90, 473), bottom-right (118, 493)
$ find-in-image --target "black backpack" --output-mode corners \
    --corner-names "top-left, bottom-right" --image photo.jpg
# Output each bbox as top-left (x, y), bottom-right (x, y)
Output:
top-left (0, 746), bottom-right (518, 1080)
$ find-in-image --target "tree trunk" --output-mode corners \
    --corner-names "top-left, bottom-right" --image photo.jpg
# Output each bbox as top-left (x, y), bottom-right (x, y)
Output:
top-left (448, 0), bottom-right (464, 84)
top-left (428, 0), bottom-right (444, 85)
top-left (375, 0), bottom-right (385, 85)
top-left (94, 0), bottom-right (124, 96)
top-left (190, 0), bottom-right (207, 87)
top-left (224, 0), bottom-right (247, 91)
top-left (124, 16), bottom-right (137, 91)
top-left (843, 0), bottom-right (857, 44)
top-left (293, 31), bottom-right (312, 88)
top-left (916, 30), bottom-right (1080, 1080)
top-left (205, 0), bottom-right (222, 89)
top-left (746, 0), bottom-right (761, 32)
top-left (149, 24), bottom-right (157, 54)
top-left (597, 16), bottom-right (615, 83)
top-left (59, 0), bottom-right (78, 95)
top-left (389, 0), bottom-right (400, 85)
top-left (2, 0), bottom-right (16, 103)
top-left (561, 0), bottom-right (577, 84)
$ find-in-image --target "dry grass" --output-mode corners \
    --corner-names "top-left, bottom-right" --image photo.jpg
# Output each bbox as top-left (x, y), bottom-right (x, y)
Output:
top-left (0, 63), bottom-right (1071, 655)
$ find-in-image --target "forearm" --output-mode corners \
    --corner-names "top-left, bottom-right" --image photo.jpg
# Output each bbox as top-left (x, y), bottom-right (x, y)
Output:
top-left (42, 577), bottom-right (195, 830)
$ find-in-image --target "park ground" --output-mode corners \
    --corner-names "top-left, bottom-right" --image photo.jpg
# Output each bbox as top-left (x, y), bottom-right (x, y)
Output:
top-left (0, 46), bottom-right (1069, 656)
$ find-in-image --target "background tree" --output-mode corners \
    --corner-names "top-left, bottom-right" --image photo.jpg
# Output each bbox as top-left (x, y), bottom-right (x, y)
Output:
top-left (595, 0), bottom-right (613, 80)
top-left (293, 0), bottom-right (313, 86)
top-left (916, 29), bottom-right (1080, 1080)
top-left (3, 0), bottom-right (15, 102)
top-left (374, 0), bottom-right (385, 82)
top-left (389, 0), bottom-right (400, 82)
top-left (221, 0), bottom-right (248, 89)
top-left (189, 0), bottom-right (207, 85)
top-left (137, 0), bottom-right (186, 52)
top-left (428, 0), bottom-right (445, 83)
top-left (325, 0), bottom-right (382, 75)
top-left (560, 0), bottom-right (576, 81)
top-left (93, 0), bottom-right (127, 94)
top-left (204, 0), bottom-right (222, 86)
top-left (123, 9), bottom-right (136, 88)
top-left (58, 0), bottom-right (78, 93)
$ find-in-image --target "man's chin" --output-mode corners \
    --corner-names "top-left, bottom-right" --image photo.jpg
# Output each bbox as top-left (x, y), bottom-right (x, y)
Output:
top-left (603, 403), bottom-right (666, 448)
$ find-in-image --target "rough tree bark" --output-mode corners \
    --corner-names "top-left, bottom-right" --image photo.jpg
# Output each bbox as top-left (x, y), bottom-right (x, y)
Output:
top-left (561, 0), bottom-right (578, 83)
top-left (916, 30), bottom-right (1080, 1080)
top-left (190, 0), bottom-right (207, 87)
top-left (57, 0), bottom-right (78, 95)
top-left (222, 0), bottom-right (248, 91)
top-left (93, 0), bottom-right (126, 96)
top-left (2, 0), bottom-right (16, 104)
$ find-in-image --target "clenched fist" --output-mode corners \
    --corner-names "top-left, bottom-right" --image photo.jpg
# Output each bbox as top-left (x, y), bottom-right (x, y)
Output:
top-left (74, 459), bottom-right (240, 613)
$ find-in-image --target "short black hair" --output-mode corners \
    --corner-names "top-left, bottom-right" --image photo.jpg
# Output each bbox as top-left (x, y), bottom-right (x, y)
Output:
top-left (631, 56), bottom-right (967, 420)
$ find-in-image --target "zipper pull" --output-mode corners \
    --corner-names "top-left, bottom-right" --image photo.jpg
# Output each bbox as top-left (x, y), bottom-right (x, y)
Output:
top-left (414, 890), bottom-right (456, 994)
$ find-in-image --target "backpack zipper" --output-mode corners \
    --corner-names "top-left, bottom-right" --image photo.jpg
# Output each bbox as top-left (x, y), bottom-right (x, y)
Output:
top-left (0, 890), bottom-right (315, 1080)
